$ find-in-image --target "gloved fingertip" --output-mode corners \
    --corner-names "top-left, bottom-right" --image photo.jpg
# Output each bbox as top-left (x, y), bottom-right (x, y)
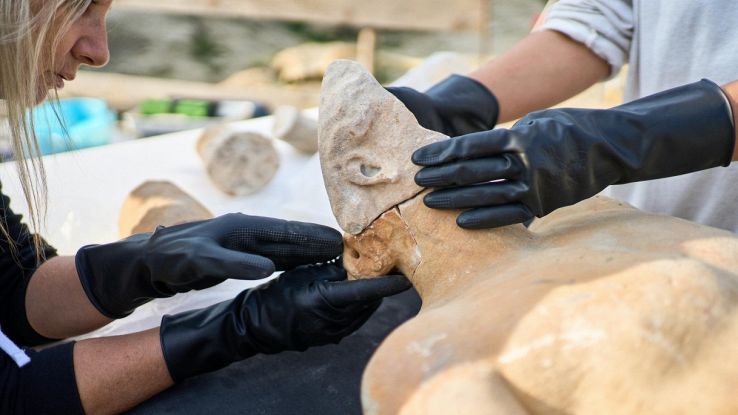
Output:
top-left (412, 148), bottom-right (436, 166)
top-left (308, 222), bottom-right (343, 242)
top-left (371, 275), bottom-right (413, 296)
top-left (414, 170), bottom-right (425, 186)
top-left (320, 263), bottom-right (349, 282)
top-left (263, 262), bottom-right (277, 277)
top-left (456, 213), bottom-right (504, 230)
top-left (323, 275), bottom-right (411, 306)
top-left (414, 168), bottom-right (442, 187)
top-left (290, 222), bottom-right (343, 250)
top-left (423, 191), bottom-right (454, 209)
top-left (250, 257), bottom-right (276, 278)
top-left (385, 274), bottom-right (413, 291)
top-left (456, 205), bottom-right (534, 230)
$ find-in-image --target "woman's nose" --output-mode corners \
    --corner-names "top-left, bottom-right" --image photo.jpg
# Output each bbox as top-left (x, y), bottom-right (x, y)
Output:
top-left (73, 21), bottom-right (110, 67)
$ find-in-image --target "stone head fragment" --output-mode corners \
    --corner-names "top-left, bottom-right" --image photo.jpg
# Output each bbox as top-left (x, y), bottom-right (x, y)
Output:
top-left (318, 60), bottom-right (447, 234)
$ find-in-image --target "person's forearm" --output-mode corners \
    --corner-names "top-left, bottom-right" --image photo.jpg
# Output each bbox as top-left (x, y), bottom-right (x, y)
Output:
top-left (469, 30), bottom-right (610, 123)
top-left (721, 80), bottom-right (738, 161)
top-left (26, 256), bottom-right (111, 339)
top-left (75, 328), bottom-right (174, 414)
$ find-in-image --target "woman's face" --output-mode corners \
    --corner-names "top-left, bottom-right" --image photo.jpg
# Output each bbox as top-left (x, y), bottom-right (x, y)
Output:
top-left (38, 0), bottom-right (112, 101)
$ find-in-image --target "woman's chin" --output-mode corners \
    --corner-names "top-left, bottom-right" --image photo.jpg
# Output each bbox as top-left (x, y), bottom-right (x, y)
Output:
top-left (34, 87), bottom-right (51, 105)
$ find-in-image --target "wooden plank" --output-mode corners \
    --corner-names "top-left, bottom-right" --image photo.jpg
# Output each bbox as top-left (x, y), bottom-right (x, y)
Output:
top-left (356, 27), bottom-right (377, 73)
top-left (112, 0), bottom-right (481, 32)
top-left (60, 71), bottom-right (321, 111)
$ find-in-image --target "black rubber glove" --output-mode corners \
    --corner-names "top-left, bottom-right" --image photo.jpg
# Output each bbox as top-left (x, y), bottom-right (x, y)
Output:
top-left (75, 213), bottom-right (343, 318)
top-left (387, 74), bottom-right (500, 137)
top-left (159, 263), bottom-right (412, 382)
top-left (412, 79), bottom-right (736, 229)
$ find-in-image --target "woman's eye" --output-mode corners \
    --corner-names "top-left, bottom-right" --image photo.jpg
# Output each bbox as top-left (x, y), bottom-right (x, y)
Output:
top-left (86, 1), bottom-right (102, 13)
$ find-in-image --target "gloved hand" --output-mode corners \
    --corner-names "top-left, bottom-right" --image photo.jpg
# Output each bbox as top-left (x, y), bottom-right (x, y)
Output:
top-left (387, 74), bottom-right (499, 137)
top-left (412, 79), bottom-right (736, 229)
top-left (159, 263), bottom-right (412, 381)
top-left (75, 213), bottom-right (343, 318)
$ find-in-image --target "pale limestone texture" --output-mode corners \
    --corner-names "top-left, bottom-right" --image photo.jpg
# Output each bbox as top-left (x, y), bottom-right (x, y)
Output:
top-left (197, 124), bottom-right (279, 196)
top-left (318, 59), bottom-right (445, 234)
top-left (118, 180), bottom-right (213, 237)
top-left (321, 60), bottom-right (738, 415)
top-left (271, 42), bottom-right (357, 83)
top-left (272, 105), bottom-right (318, 153)
top-left (345, 195), bottom-right (738, 415)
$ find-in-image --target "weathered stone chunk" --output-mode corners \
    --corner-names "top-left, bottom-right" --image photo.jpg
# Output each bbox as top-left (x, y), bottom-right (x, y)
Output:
top-left (273, 105), bottom-right (318, 154)
top-left (320, 60), bottom-right (738, 415)
top-left (119, 180), bottom-right (213, 237)
top-left (197, 125), bottom-right (279, 196)
top-left (318, 59), bottom-right (446, 234)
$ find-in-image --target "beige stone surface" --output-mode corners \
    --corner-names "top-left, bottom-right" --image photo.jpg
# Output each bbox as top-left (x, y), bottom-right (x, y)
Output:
top-left (321, 59), bottom-right (738, 415)
top-left (347, 195), bottom-right (738, 415)
top-left (60, 70), bottom-right (322, 112)
top-left (318, 59), bottom-right (446, 234)
top-left (272, 42), bottom-right (357, 83)
top-left (272, 105), bottom-right (318, 153)
top-left (197, 124), bottom-right (279, 196)
top-left (118, 180), bottom-right (213, 237)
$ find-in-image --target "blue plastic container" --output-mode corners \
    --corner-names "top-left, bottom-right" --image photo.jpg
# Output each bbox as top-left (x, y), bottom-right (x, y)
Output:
top-left (30, 98), bottom-right (115, 155)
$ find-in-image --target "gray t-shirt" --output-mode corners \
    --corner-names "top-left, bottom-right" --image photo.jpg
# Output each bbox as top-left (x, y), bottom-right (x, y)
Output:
top-left (541, 0), bottom-right (738, 232)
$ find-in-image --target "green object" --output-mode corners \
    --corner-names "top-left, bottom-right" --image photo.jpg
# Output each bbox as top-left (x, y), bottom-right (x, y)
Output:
top-left (138, 98), bottom-right (269, 121)
top-left (139, 98), bottom-right (212, 117)
top-left (174, 100), bottom-right (211, 117)
top-left (140, 99), bottom-right (173, 115)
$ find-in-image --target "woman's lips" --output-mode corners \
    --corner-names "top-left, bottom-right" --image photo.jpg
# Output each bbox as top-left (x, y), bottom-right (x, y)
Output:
top-left (53, 73), bottom-right (75, 89)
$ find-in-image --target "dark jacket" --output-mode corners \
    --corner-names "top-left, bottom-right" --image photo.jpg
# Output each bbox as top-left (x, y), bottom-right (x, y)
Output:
top-left (0, 182), bottom-right (84, 414)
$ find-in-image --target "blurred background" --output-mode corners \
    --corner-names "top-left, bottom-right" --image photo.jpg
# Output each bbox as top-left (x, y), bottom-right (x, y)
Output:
top-left (1, 0), bottom-right (624, 159)
top-left (88, 0), bottom-right (547, 105)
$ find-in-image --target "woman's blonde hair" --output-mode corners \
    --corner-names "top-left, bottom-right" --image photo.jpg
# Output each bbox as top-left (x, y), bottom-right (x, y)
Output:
top-left (0, 0), bottom-right (92, 260)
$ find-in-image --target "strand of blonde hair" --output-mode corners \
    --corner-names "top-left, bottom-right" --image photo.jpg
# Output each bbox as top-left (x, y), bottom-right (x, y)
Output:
top-left (0, 0), bottom-right (91, 263)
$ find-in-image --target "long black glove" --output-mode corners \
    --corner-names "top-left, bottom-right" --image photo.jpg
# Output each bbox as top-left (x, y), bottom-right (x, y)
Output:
top-left (75, 214), bottom-right (343, 318)
top-left (412, 79), bottom-right (736, 229)
top-left (387, 74), bottom-right (500, 137)
top-left (159, 263), bottom-right (412, 381)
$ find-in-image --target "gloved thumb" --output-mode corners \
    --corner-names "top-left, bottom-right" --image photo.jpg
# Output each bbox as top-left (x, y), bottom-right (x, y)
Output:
top-left (195, 243), bottom-right (276, 280)
top-left (320, 275), bottom-right (412, 307)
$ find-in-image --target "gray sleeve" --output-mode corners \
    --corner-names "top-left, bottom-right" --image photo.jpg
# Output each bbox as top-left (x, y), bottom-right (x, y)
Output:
top-left (538, 0), bottom-right (634, 78)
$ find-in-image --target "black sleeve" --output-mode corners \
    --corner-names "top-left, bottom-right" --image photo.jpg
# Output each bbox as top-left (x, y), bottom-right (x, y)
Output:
top-left (1, 341), bottom-right (85, 414)
top-left (0, 181), bottom-right (59, 346)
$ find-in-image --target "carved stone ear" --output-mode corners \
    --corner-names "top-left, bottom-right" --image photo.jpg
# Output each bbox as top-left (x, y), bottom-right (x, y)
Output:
top-left (319, 60), bottom-right (448, 235)
top-left (343, 214), bottom-right (396, 278)
top-left (343, 207), bottom-right (423, 280)
top-left (346, 155), bottom-right (398, 186)
top-left (343, 232), bottom-right (393, 278)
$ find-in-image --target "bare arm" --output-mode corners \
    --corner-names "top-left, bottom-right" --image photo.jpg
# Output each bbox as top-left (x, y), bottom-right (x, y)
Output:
top-left (24, 257), bottom-right (175, 413)
top-left (25, 256), bottom-right (111, 339)
top-left (74, 328), bottom-right (174, 414)
top-left (721, 80), bottom-right (738, 161)
top-left (469, 30), bottom-right (611, 123)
